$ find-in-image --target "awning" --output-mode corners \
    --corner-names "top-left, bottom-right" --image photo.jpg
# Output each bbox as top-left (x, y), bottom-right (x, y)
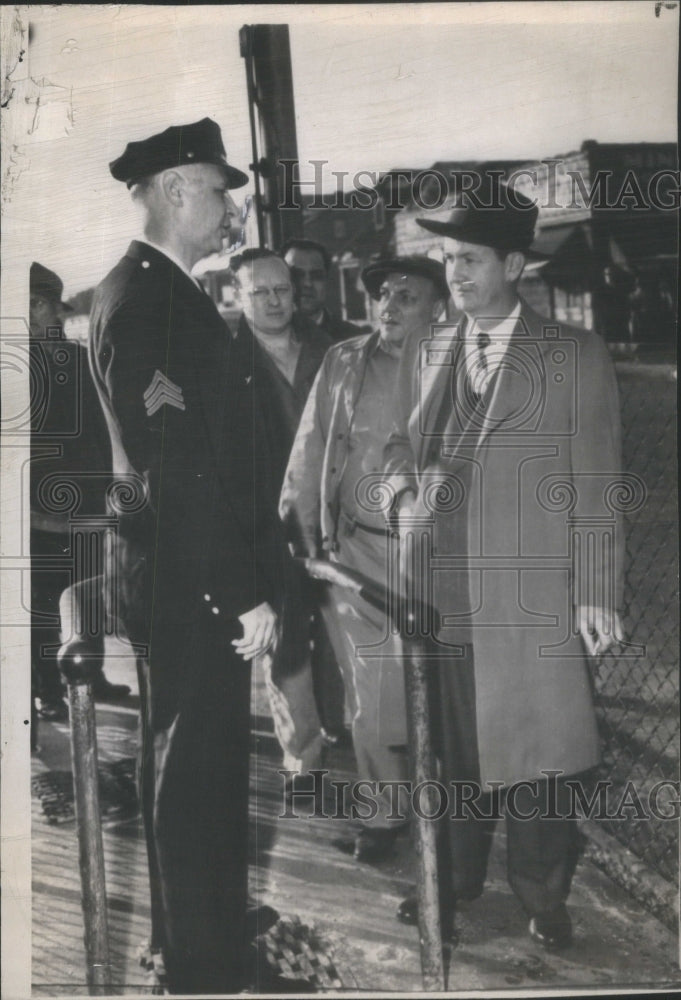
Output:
top-left (529, 222), bottom-right (594, 289)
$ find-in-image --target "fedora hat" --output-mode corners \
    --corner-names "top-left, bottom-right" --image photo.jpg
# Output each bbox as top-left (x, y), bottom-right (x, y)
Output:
top-left (417, 172), bottom-right (538, 254)
top-left (30, 262), bottom-right (73, 311)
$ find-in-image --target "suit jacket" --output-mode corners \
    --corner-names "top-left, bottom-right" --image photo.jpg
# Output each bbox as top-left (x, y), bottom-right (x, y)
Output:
top-left (89, 242), bottom-right (286, 654)
top-left (384, 301), bottom-right (623, 786)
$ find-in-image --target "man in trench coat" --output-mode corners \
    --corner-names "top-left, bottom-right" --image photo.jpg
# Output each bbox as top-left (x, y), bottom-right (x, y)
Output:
top-left (384, 173), bottom-right (624, 948)
top-left (280, 255), bottom-right (449, 862)
top-left (89, 119), bottom-right (289, 994)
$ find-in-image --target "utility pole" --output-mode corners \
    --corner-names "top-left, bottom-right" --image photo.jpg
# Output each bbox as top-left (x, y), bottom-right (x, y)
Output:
top-left (240, 24), bottom-right (303, 249)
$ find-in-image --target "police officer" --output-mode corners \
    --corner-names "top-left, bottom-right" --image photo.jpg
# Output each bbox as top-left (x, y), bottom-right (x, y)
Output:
top-left (89, 119), bottom-right (293, 994)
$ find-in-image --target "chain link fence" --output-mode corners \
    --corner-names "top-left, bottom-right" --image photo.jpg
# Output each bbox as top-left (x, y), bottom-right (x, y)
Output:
top-left (592, 360), bottom-right (678, 894)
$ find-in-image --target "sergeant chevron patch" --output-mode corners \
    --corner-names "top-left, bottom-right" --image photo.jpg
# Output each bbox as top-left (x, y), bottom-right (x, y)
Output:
top-left (144, 370), bottom-right (186, 416)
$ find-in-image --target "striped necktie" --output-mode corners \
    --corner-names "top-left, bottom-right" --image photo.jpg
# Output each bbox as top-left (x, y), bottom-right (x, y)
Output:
top-left (470, 330), bottom-right (491, 398)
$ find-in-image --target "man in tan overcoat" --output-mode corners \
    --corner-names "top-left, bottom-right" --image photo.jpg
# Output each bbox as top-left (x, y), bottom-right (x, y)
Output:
top-left (384, 172), bottom-right (624, 949)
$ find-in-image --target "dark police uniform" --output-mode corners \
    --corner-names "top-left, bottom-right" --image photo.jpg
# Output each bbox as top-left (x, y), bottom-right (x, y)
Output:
top-left (88, 120), bottom-right (284, 994)
top-left (90, 239), bottom-right (288, 992)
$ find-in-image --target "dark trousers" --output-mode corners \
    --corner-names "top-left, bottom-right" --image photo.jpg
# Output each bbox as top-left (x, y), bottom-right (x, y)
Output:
top-left (435, 646), bottom-right (580, 917)
top-left (136, 615), bottom-right (251, 995)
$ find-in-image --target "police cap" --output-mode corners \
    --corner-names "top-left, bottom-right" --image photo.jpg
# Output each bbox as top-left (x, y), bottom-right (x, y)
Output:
top-left (109, 117), bottom-right (249, 189)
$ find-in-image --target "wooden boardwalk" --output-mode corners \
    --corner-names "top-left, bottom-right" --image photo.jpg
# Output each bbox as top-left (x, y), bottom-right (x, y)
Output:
top-left (31, 643), bottom-right (681, 995)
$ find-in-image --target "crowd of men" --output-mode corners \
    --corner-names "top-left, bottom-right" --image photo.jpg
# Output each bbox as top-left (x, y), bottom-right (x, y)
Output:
top-left (31, 117), bottom-right (623, 994)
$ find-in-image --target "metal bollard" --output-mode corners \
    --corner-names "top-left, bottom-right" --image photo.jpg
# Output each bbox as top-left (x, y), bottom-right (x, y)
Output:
top-left (58, 581), bottom-right (112, 994)
top-left (301, 556), bottom-right (445, 989)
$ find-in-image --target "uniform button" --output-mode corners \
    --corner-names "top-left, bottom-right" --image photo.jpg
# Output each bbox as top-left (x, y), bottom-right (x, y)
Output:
top-left (204, 593), bottom-right (211, 601)
top-left (211, 606), bottom-right (220, 615)
top-left (141, 260), bottom-right (150, 269)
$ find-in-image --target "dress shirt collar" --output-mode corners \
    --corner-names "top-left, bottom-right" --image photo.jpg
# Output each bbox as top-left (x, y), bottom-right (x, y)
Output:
top-left (465, 299), bottom-right (521, 346)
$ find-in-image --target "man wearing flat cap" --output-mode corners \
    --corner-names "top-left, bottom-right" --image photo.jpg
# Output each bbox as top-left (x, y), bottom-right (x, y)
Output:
top-left (384, 173), bottom-right (623, 948)
top-left (280, 255), bottom-right (448, 863)
top-left (89, 119), bottom-right (290, 993)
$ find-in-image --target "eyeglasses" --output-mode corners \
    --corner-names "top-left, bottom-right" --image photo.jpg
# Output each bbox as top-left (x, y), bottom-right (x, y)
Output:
top-left (248, 285), bottom-right (293, 300)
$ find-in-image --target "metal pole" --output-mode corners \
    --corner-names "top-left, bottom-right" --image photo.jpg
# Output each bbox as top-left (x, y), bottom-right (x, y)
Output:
top-left (58, 580), bottom-right (112, 994)
top-left (402, 632), bottom-right (445, 989)
top-left (240, 24), bottom-right (303, 249)
top-left (239, 25), bottom-right (266, 247)
top-left (302, 556), bottom-right (445, 989)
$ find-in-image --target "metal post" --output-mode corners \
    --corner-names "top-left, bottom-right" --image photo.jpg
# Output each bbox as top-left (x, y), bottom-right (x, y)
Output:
top-left (240, 24), bottom-right (303, 248)
top-left (58, 579), bottom-right (112, 994)
top-left (302, 556), bottom-right (445, 989)
top-left (392, 527), bottom-right (445, 990)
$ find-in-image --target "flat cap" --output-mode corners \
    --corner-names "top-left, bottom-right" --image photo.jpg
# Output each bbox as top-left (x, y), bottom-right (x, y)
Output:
top-left (109, 117), bottom-right (249, 189)
top-left (416, 172), bottom-right (538, 253)
top-left (361, 255), bottom-right (449, 301)
top-left (30, 262), bottom-right (72, 310)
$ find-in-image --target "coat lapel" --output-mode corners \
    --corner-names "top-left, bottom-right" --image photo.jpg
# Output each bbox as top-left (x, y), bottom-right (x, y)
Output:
top-left (475, 305), bottom-right (553, 453)
top-left (414, 321), bottom-right (466, 467)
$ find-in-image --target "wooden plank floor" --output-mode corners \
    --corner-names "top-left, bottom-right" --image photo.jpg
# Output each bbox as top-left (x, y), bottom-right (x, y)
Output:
top-left (31, 641), bottom-right (681, 995)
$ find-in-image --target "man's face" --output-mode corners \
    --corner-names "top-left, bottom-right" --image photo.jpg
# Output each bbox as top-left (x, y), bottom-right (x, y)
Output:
top-left (377, 272), bottom-right (441, 347)
top-left (238, 257), bottom-right (295, 337)
top-left (29, 295), bottom-right (61, 339)
top-left (178, 163), bottom-right (238, 263)
top-left (284, 247), bottom-right (328, 318)
top-left (443, 238), bottom-right (518, 319)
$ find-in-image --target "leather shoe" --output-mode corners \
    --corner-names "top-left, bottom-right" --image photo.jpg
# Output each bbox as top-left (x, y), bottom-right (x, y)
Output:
top-left (528, 905), bottom-right (572, 950)
top-left (92, 676), bottom-right (131, 701)
top-left (246, 904), bottom-right (279, 940)
top-left (396, 895), bottom-right (457, 942)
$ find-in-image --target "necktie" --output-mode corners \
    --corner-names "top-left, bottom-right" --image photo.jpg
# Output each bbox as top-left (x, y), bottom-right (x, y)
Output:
top-left (470, 330), bottom-right (491, 398)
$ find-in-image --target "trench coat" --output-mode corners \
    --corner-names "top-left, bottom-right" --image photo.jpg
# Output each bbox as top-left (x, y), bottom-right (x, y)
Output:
top-left (384, 302), bottom-right (623, 787)
top-left (280, 330), bottom-right (408, 745)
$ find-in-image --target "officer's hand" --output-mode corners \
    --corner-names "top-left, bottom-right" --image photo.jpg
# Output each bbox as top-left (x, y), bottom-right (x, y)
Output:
top-left (577, 605), bottom-right (624, 657)
top-left (233, 602), bottom-right (279, 661)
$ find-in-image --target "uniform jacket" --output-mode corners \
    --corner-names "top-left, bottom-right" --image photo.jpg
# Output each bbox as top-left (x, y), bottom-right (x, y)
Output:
top-left (279, 329), bottom-right (384, 557)
top-left (384, 301), bottom-right (623, 786)
top-left (89, 241), bottom-right (287, 651)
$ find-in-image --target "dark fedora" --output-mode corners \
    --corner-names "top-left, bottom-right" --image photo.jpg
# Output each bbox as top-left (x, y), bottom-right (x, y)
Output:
top-left (361, 255), bottom-right (449, 301)
top-left (30, 262), bottom-right (73, 311)
top-left (416, 172), bottom-right (538, 254)
top-left (110, 117), bottom-right (249, 189)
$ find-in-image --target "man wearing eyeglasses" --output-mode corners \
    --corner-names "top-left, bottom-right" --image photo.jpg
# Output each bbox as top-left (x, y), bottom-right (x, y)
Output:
top-left (231, 248), bottom-right (331, 790)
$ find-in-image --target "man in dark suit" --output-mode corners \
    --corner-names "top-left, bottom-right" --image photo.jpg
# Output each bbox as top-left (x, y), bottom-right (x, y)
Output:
top-left (89, 119), bottom-right (289, 994)
top-left (385, 174), bottom-right (623, 949)
top-left (282, 237), bottom-right (366, 343)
